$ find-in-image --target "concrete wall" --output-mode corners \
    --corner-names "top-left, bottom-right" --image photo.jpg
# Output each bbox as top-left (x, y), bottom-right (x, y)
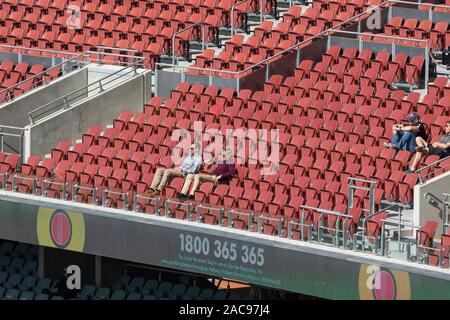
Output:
top-left (25, 73), bottom-right (146, 157)
top-left (414, 171), bottom-right (450, 239)
top-left (0, 67), bottom-right (88, 153)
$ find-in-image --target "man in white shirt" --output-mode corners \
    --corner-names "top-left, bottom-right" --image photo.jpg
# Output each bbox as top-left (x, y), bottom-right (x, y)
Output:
top-left (148, 144), bottom-right (202, 196)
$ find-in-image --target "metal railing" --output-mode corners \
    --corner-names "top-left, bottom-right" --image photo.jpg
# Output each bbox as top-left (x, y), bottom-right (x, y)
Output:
top-left (360, 204), bottom-right (400, 252)
top-left (415, 155), bottom-right (450, 184)
top-left (287, 220), bottom-right (312, 242)
top-left (71, 184), bottom-right (97, 204)
top-left (380, 220), bottom-right (422, 259)
top-left (228, 209), bottom-right (254, 231)
top-left (231, 0), bottom-right (252, 36)
top-left (0, 50), bottom-right (89, 105)
top-left (257, 215), bottom-right (283, 237)
top-left (301, 205), bottom-right (352, 248)
top-left (27, 51), bottom-right (146, 125)
top-left (172, 22), bottom-right (206, 66)
top-left (1, 176), bottom-right (449, 269)
top-left (102, 189), bottom-right (130, 209)
top-left (443, 193), bottom-right (450, 234)
top-left (133, 194), bottom-right (161, 215)
top-left (0, 125), bottom-right (26, 164)
top-left (165, 198), bottom-right (194, 220)
top-left (348, 177), bottom-right (378, 217)
top-left (196, 204), bottom-right (226, 225)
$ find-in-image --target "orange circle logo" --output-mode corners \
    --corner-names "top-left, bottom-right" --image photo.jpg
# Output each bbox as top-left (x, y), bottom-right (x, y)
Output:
top-left (359, 264), bottom-right (411, 300)
top-left (50, 210), bottom-right (72, 248)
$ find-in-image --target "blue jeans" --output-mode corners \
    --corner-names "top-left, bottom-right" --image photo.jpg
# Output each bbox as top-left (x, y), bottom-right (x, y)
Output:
top-left (392, 131), bottom-right (416, 153)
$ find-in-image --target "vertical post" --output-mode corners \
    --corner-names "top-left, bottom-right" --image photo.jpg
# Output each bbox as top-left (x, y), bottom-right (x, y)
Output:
top-left (424, 45), bottom-right (429, 91)
top-left (20, 129), bottom-right (24, 166)
top-left (95, 256), bottom-right (102, 287)
top-left (387, 4), bottom-right (392, 22)
top-left (348, 179), bottom-right (354, 209)
top-left (38, 246), bottom-right (45, 278)
top-left (257, 216), bottom-right (262, 234)
top-left (398, 206), bottom-right (402, 251)
top-left (369, 186), bottom-right (375, 217)
top-left (0, 127), bottom-right (3, 152)
top-left (296, 49), bottom-right (301, 67)
top-left (201, 25), bottom-right (205, 51)
top-left (154, 67), bottom-right (159, 96)
top-left (380, 222), bottom-right (386, 256)
top-left (260, 0), bottom-right (263, 22)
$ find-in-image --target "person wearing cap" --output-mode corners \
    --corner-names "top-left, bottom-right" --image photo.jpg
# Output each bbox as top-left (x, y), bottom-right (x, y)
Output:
top-left (405, 120), bottom-right (450, 174)
top-left (177, 149), bottom-right (236, 200)
top-left (384, 112), bottom-right (427, 153)
top-left (148, 144), bottom-right (203, 196)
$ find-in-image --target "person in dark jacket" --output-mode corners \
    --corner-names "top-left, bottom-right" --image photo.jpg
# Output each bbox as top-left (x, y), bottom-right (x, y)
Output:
top-left (42, 268), bottom-right (78, 299)
top-left (404, 121), bottom-right (450, 173)
top-left (177, 149), bottom-right (236, 200)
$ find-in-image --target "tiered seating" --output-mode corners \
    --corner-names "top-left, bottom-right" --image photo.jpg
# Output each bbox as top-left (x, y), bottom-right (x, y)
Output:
top-left (0, 60), bottom-right (60, 102)
top-left (189, 0), bottom-right (393, 76)
top-left (0, 240), bottom-right (249, 300)
top-left (372, 17), bottom-right (450, 50)
top-left (8, 48), bottom-right (450, 242)
top-left (0, 241), bottom-right (48, 300)
top-left (78, 274), bottom-right (243, 300)
top-left (0, 0), bottom-right (274, 69)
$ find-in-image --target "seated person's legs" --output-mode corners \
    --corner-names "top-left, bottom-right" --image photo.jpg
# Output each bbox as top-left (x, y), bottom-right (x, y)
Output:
top-left (154, 168), bottom-right (184, 193)
top-left (188, 174), bottom-right (216, 197)
top-left (397, 131), bottom-right (416, 153)
top-left (179, 174), bottom-right (196, 197)
top-left (149, 168), bottom-right (166, 192)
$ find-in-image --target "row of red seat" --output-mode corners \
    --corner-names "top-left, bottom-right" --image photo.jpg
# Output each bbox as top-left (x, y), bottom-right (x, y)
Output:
top-left (420, 0), bottom-right (450, 13)
top-left (0, 60), bottom-right (60, 102)
top-left (383, 17), bottom-right (449, 50)
top-left (0, 0), bottom-right (277, 69)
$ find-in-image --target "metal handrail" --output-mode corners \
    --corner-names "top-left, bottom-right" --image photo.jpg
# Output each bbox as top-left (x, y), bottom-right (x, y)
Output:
top-left (361, 204), bottom-right (399, 251)
top-left (11, 175), bottom-right (37, 195)
top-left (228, 209), bottom-right (253, 231)
top-left (304, 206), bottom-right (352, 248)
top-left (172, 22), bottom-right (205, 66)
top-left (0, 126), bottom-right (26, 163)
top-left (443, 193), bottom-right (450, 234)
top-left (287, 220), bottom-right (312, 242)
top-left (133, 194), bottom-right (161, 214)
top-left (0, 52), bottom-right (89, 103)
top-left (415, 155), bottom-right (450, 183)
top-left (71, 184), bottom-right (97, 204)
top-left (231, 0), bottom-right (252, 36)
top-left (196, 204), bottom-right (225, 225)
top-left (380, 219), bottom-right (422, 258)
top-left (165, 198), bottom-right (193, 220)
top-left (0, 44), bottom-right (83, 58)
top-left (27, 54), bottom-right (146, 125)
top-left (102, 189), bottom-right (129, 209)
top-left (42, 179), bottom-right (68, 200)
top-left (332, 29), bottom-right (429, 44)
top-left (257, 215), bottom-right (283, 237)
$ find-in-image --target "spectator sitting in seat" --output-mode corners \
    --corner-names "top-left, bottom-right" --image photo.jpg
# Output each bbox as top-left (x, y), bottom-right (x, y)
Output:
top-left (404, 121), bottom-right (450, 174)
top-left (177, 148), bottom-right (236, 200)
top-left (384, 112), bottom-right (427, 153)
top-left (147, 144), bottom-right (202, 196)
